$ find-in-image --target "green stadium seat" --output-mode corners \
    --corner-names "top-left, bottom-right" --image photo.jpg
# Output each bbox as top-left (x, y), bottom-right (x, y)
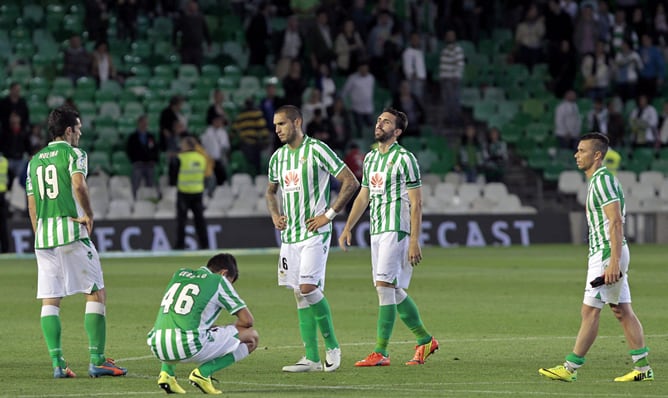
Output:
top-left (123, 101), bottom-right (145, 119)
top-left (129, 64), bottom-right (151, 79)
top-left (401, 136), bottom-right (424, 153)
top-left (88, 151), bottom-right (111, 174)
top-left (525, 122), bottom-right (551, 144)
top-left (10, 64), bottom-right (33, 84)
top-left (460, 87), bottom-right (481, 107)
top-left (424, 135), bottom-right (449, 153)
top-left (521, 98), bottom-right (546, 121)
top-left (76, 100), bottom-right (97, 116)
top-left (178, 64), bottom-right (199, 85)
top-left (153, 64), bottom-right (174, 80)
top-left (201, 64), bottom-right (221, 81)
top-left (473, 101), bottom-right (497, 121)
top-left (22, 4), bottom-right (44, 26)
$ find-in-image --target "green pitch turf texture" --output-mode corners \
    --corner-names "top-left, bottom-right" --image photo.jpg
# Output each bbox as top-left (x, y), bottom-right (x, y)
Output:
top-left (0, 244), bottom-right (666, 397)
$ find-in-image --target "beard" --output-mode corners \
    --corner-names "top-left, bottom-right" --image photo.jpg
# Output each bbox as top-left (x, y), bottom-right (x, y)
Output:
top-left (375, 127), bottom-right (394, 143)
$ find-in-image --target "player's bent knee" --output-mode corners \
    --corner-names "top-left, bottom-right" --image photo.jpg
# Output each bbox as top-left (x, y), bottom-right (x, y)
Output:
top-left (239, 328), bottom-right (260, 352)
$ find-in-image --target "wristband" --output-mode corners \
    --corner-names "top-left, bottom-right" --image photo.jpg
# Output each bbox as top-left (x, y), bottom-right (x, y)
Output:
top-left (325, 208), bottom-right (338, 220)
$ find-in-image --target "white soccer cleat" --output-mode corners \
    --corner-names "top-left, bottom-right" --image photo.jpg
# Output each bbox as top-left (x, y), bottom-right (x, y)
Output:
top-left (282, 357), bottom-right (323, 372)
top-left (324, 347), bottom-right (341, 372)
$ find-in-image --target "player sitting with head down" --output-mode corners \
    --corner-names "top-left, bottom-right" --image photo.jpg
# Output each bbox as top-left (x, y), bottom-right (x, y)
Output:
top-left (147, 253), bottom-right (259, 394)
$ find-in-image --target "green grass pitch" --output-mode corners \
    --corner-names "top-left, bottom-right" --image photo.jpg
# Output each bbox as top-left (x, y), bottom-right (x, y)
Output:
top-left (0, 244), bottom-right (666, 397)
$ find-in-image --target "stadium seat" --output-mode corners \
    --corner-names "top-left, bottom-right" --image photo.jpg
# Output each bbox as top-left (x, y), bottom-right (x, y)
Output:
top-left (482, 182), bottom-right (509, 199)
top-left (557, 170), bottom-right (584, 195)
top-left (107, 199), bottom-right (133, 219)
top-left (521, 98), bottom-right (546, 121)
top-left (88, 151), bottom-right (111, 174)
top-left (98, 101), bottom-right (121, 118)
top-left (178, 64), bottom-right (200, 85)
top-left (131, 200), bottom-right (156, 219)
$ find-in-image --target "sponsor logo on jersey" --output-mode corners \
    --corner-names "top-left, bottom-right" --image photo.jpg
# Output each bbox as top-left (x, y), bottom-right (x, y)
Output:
top-left (370, 172), bottom-right (385, 195)
top-left (283, 169), bottom-right (301, 193)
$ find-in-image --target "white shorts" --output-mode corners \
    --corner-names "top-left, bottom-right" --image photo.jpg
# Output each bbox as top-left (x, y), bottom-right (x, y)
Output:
top-left (181, 325), bottom-right (241, 364)
top-left (371, 232), bottom-right (413, 289)
top-left (36, 239), bottom-right (105, 299)
top-left (583, 244), bottom-right (631, 308)
top-left (278, 233), bottom-right (331, 289)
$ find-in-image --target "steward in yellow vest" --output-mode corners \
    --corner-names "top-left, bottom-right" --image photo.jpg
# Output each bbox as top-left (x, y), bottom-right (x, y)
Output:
top-left (175, 136), bottom-right (209, 250)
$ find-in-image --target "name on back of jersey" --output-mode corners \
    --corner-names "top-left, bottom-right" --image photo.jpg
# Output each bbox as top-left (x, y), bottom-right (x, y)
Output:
top-left (39, 150), bottom-right (59, 159)
top-left (178, 270), bottom-right (208, 279)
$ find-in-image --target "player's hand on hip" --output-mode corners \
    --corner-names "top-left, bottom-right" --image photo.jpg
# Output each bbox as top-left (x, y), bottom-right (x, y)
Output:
top-left (71, 216), bottom-right (93, 235)
top-left (306, 214), bottom-right (328, 232)
top-left (272, 214), bottom-right (287, 230)
top-left (338, 230), bottom-right (352, 251)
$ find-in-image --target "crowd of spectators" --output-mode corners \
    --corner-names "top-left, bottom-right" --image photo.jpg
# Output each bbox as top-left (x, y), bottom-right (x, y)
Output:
top-left (3, 0), bottom-right (668, 202)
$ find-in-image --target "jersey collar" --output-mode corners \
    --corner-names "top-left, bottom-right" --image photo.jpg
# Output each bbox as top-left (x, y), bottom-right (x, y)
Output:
top-left (590, 166), bottom-right (607, 180)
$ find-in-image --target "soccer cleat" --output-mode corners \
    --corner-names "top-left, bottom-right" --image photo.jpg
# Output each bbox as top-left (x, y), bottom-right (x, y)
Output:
top-left (406, 337), bottom-right (440, 365)
top-left (539, 365), bottom-right (577, 382)
top-left (88, 358), bottom-right (127, 377)
top-left (324, 347), bottom-right (341, 372)
top-left (355, 352), bottom-right (390, 367)
top-left (158, 371), bottom-right (186, 394)
top-left (189, 368), bottom-right (222, 394)
top-left (614, 368), bottom-right (654, 382)
top-left (53, 365), bottom-right (77, 379)
top-left (282, 357), bottom-right (323, 372)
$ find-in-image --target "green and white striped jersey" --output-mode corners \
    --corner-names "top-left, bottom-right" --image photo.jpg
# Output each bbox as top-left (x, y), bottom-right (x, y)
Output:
top-left (268, 135), bottom-right (344, 243)
top-left (586, 166), bottom-right (626, 259)
top-left (362, 142), bottom-right (421, 235)
top-left (147, 266), bottom-right (246, 361)
top-left (26, 141), bottom-right (90, 249)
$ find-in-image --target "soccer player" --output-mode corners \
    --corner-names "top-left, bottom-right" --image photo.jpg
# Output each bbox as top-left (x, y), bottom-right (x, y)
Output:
top-left (338, 107), bottom-right (439, 367)
top-left (147, 253), bottom-right (259, 394)
top-left (539, 133), bottom-right (653, 382)
top-left (26, 106), bottom-right (127, 378)
top-left (265, 105), bottom-right (359, 372)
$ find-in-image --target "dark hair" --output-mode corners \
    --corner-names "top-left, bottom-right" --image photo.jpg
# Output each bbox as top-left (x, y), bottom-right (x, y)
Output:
top-left (207, 253), bottom-right (239, 283)
top-left (275, 105), bottom-right (302, 122)
top-left (169, 95), bottom-right (183, 106)
top-left (383, 107), bottom-right (408, 132)
top-left (580, 132), bottom-right (609, 156)
top-left (47, 106), bottom-right (80, 140)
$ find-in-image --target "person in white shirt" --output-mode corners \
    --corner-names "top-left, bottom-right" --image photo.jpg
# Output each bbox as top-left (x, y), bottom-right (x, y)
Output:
top-left (629, 94), bottom-right (658, 148)
top-left (554, 90), bottom-right (582, 149)
top-left (200, 114), bottom-right (230, 196)
top-left (402, 32), bottom-right (427, 104)
top-left (341, 62), bottom-right (375, 135)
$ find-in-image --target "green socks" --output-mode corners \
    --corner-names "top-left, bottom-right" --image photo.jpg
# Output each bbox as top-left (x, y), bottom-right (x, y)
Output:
top-left (310, 296), bottom-right (339, 350)
top-left (565, 352), bottom-right (585, 371)
top-left (297, 307), bottom-right (320, 362)
top-left (374, 304), bottom-right (396, 356)
top-left (41, 313), bottom-right (65, 368)
top-left (161, 363), bottom-right (177, 376)
top-left (198, 353), bottom-right (236, 377)
top-left (630, 347), bottom-right (650, 368)
top-left (85, 302), bottom-right (107, 366)
top-left (397, 296), bottom-right (431, 345)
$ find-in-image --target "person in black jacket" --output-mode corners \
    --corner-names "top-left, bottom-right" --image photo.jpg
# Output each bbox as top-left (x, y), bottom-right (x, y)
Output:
top-left (173, 0), bottom-right (211, 68)
top-left (126, 115), bottom-right (161, 199)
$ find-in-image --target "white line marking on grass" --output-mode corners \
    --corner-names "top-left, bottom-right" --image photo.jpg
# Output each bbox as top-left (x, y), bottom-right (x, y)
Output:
top-left (118, 333), bottom-right (668, 362)
top-left (16, 392), bottom-right (164, 398)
